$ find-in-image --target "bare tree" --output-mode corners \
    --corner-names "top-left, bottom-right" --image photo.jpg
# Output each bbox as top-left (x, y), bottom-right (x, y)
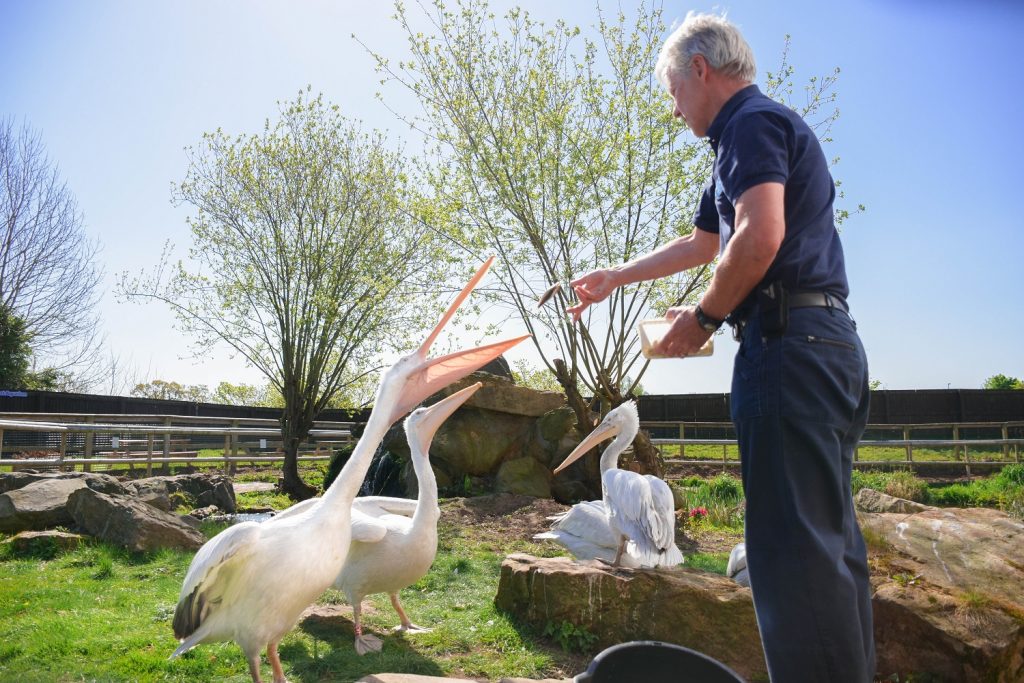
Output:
top-left (0, 118), bottom-right (104, 384)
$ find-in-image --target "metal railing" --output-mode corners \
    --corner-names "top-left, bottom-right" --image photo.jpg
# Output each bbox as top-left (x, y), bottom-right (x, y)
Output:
top-left (0, 412), bottom-right (355, 476)
top-left (643, 420), bottom-right (1024, 475)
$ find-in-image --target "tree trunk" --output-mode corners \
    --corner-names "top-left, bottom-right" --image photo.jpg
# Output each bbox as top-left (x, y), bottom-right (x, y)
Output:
top-left (552, 359), bottom-right (664, 490)
top-left (279, 411), bottom-right (317, 501)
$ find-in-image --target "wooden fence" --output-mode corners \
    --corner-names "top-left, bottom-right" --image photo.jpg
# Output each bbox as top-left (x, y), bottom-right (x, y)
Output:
top-left (644, 420), bottom-right (1024, 476)
top-left (0, 413), bottom-right (355, 476)
top-left (3, 412), bottom-right (1022, 479)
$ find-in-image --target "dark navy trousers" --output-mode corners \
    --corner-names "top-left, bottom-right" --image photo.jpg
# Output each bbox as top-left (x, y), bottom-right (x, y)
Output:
top-left (731, 306), bottom-right (875, 683)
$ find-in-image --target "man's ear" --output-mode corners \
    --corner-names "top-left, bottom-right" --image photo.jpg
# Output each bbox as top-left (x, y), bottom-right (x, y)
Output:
top-left (692, 54), bottom-right (709, 80)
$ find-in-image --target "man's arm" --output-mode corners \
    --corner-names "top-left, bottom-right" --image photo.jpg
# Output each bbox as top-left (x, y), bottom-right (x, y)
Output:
top-left (566, 228), bottom-right (720, 322)
top-left (696, 181), bottom-right (786, 321)
top-left (655, 181), bottom-right (786, 356)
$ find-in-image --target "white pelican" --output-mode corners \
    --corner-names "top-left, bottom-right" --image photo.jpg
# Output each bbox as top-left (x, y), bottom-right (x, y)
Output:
top-left (537, 401), bottom-right (683, 568)
top-left (335, 381), bottom-right (481, 654)
top-left (727, 542), bottom-right (749, 587)
top-left (170, 257), bottom-right (529, 683)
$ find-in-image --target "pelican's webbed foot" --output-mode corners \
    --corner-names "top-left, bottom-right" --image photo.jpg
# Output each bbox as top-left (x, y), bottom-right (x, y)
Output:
top-left (354, 633), bottom-right (383, 655)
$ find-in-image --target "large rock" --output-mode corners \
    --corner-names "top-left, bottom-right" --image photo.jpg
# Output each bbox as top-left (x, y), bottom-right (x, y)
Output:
top-left (495, 457), bottom-right (551, 498)
top-left (495, 554), bottom-right (767, 682)
top-left (0, 471), bottom-right (126, 496)
top-left (139, 473), bottom-right (236, 513)
top-left (377, 373), bottom-right (580, 499)
top-left (66, 487), bottom-right (205, 552)
top-left (855, 487), bottom-right (934, 514)
top-left (435, 374), bottom-right (566, 417)
top-left (499, 494), bottom-right (1024, 683)
top-left (5, 530), bottom-right (86, 554)
top-left (123, 478), bottom-right (172, 511)
top-left (859, 500), bottom-right (1024, 681)
top-left (0, 478), bottom-right (89, 532)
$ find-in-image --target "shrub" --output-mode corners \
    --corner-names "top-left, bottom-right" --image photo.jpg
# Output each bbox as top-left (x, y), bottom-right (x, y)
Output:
top-left (851, 469), bottom-right (926, 502)
top-left (996, 463), bottom-right (1024, 487)
top-left (322, 444), bottom-right (355, 491)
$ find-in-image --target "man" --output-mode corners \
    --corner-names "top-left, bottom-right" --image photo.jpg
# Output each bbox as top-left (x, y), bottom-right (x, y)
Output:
top-left (567, 12), bottom-right (875, 682)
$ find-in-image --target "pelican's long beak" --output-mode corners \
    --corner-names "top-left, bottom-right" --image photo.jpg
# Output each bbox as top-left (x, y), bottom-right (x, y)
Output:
top-left (390, 256), bottom-right (530, 422)
top-left (409, 382), bottom-right (481, 456)
top-left (552, 419), bottom-right (621, 475)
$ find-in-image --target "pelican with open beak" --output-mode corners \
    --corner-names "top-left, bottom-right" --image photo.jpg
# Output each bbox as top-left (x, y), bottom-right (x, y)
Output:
top-left (171, 257), bottom-right (528, 683)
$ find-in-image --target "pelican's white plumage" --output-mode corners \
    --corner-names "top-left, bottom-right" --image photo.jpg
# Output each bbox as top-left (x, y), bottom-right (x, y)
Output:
top-left (536, 401), bottom-right (683, 568)
top-left (335, 381), bottom-right (481, 654)
top-left (169, 257), bottom-right (529, 683)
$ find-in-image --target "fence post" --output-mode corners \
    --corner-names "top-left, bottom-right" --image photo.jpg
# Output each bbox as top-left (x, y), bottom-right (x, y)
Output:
top-left (679, 423), bottom-right (685, 460)
top-left (952, 425), bottom-right (961, 461)
top-left (0, 428), bottom-right (4, 466)
top-left (903, 426), bottom-right (912, 463)
top-left (83, 416), bottom-right (94, 473)
top-left (59, 432), bottom-right (67, 471)
top-left (163, 417), bottom-right (171, 471)
top-left (146, 434), bottom-right (154, 477)
top-left (1002, 424), bottom-right (1010, 461)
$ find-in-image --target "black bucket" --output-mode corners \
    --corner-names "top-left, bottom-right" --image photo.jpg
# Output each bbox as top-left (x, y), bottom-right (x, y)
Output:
top-left (574, 641), bottom-right (746, 683)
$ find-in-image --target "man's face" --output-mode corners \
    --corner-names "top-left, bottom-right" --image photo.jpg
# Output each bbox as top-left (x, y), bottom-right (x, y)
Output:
top-left (668, 60), bottom-right (708, 137)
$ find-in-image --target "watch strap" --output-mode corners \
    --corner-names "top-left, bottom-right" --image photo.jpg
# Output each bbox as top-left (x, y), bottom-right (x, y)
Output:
top-left (695, 304), bottom-right (724, 331)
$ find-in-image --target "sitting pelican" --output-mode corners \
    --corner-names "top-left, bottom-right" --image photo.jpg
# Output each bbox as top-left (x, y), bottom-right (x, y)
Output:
top-left (170, 257), bottom-right (529, 683)
top-left (335, 381), bottom-right (481, 654)
top-left (537, 401), bottom-right (683, 568)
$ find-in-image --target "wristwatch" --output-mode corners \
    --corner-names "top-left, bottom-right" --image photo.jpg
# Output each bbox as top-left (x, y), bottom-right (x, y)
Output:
top-left (695, 304), bottom-right (725, 332)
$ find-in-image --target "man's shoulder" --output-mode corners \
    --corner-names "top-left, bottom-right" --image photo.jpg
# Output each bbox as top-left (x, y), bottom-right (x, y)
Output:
top-left (721, 95), bottom-right (812, 148)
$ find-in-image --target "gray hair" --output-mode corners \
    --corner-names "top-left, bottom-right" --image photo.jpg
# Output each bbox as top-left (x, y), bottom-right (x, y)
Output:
top-left (655, 12), bottom-right (756, 88)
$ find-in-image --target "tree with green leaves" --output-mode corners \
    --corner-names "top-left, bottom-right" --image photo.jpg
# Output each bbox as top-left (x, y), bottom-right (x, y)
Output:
top-left (131, 379), bottom-right (210, 402)
top-left (119, 90), bottom-right (452, 499)
top-left (0, 303), bottom-right (32, 388)
top-left (210, 381), bottom-right (268, 407)
top-left (370, 0), bottom-right (846, 483)
top-left (983, 374), bottom-right (1023, 390)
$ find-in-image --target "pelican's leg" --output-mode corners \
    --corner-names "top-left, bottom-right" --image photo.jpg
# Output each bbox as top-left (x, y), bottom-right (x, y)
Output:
top-left (612, 535), bottom-right (627, 567)
top-left (352, 599), bottom-right (383, 655)
top-left (268, 641), bottom-right (287, 683)
top-left (246, 652), bottom-right (264, 683)
top-left (390, 592), bottom-right (430, 633)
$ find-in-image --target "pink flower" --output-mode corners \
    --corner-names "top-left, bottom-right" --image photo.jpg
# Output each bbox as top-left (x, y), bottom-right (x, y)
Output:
top-left (689, 506), bottom-right (709, 519)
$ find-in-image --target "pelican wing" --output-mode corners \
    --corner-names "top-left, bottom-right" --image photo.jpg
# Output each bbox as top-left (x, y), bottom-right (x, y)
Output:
top-left (350, 508), bottom-right (390, 543)
top-left (537, 500), bottom-right (621, 549)
top-left (351, 495), bottom-right (418, 519)
top-left (174, 522), bottom-right (263, 641)
top-left (268, 497), bottom-right (318, 522)
top-left (644, 475), bottom-right (678, 551)
top-left (603, 469), bottom-right (675, 557)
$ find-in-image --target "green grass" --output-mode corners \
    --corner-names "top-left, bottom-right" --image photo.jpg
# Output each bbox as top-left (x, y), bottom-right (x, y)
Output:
top-left (853, 465), bottom-right (1024, 518)
top-left (685, 552), bottom-right (730, 575)
top-left (659, 443), bottom-right (1019, 464)
top-left (0, 499), bottom-right (579, 683)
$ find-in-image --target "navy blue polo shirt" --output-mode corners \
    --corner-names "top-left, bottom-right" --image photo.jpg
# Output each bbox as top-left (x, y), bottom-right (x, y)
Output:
top-left (694, 84), bottom-right (849, 317)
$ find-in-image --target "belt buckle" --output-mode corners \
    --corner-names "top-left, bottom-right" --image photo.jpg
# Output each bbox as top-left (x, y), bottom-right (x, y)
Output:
top-left (732, 320), bottom-right (745, 342)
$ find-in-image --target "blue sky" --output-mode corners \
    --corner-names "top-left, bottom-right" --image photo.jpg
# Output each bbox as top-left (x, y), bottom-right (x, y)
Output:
top-left (2, 0), bottom-right (1022, 396)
